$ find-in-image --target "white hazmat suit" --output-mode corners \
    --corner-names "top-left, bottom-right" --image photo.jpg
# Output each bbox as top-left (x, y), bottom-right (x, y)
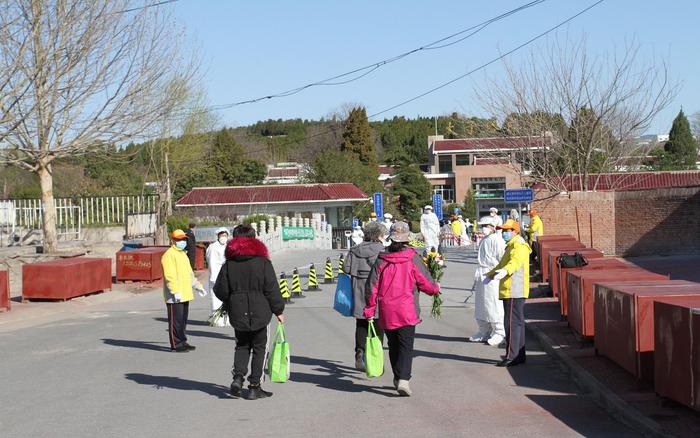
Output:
top-left (351, 226), bottom-right (364, 246)
top-left (206, 228), bottom-right (229, 327)
top-left (471, 218), bottom-right (506, 345)
top-left (420, 207), bottom-right (441, 252)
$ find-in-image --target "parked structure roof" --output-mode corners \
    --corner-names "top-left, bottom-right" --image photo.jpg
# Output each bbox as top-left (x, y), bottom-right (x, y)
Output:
top-left (539, 171), bottom-right (700, 192)
top-left (176, 183), bottom-right (369, 206)
top-left (431, 136), bottom-right (551, 153)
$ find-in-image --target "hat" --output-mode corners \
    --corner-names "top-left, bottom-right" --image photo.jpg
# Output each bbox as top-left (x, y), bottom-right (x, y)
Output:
top-left (389, 221), bottom-right (410, 242)
top-left (215, 227), bottom-right (229, 236)
top-left (478, 216), bottom-right (496, 226)
top-left (424, 205), bottom-right (433, 210)
top-left (457, 214), bottom-right (463, 219)
top-left (384, 213), bottom-right (393, 220)
top-left (370, 212), bottom-right (377, 218)
top-left (171, 229), bottom-right (187, 240)
top-left (497, 219), bottom-right (520, 233)
top-left (489, 207), bottom-right (499, 213)
top-left (529, 210), bottom-right (538, 217)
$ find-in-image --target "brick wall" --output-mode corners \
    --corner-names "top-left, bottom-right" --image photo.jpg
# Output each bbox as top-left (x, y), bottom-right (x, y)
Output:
top-left (532, 187), bottom-right (700, 256)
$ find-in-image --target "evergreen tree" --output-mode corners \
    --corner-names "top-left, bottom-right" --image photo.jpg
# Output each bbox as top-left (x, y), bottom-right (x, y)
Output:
top-left (341, 107), bottom-right (377, 166)
top-left (663, 109), bottom-right (697, 170)
top-left (390, 164), bottom-right (432, 223)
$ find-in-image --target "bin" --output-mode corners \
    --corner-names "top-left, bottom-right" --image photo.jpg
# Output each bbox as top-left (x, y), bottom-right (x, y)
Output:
top-left (654, 297), bottom-right (700, 412)
top-left (116, 246), bottom-right (169, 282)
top-left (566, 269), bottom-right (668, 338)
top-left (533, 235), bottom-right (577, 257)
top-left (548, 248), bottom-right (604, 296)
top-left (22, 257), bottom-right (112, 300)
top-left (0, 270), bottom-right (10, 311)
top-left (557, 257), bottom-right (631, 318)
top-left (594, 281), bottom-right (700, 380)
top-left (120, 241), bottom-right (144, 252)
top-left (539, 240), bottom-right (586, 283)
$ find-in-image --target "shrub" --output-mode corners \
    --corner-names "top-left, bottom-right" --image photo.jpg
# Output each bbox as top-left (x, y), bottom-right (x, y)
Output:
top-left (167, 215), bottom-right (190, 234)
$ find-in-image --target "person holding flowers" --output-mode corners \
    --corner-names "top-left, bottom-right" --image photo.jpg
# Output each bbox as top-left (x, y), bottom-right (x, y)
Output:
top-left (364, 221), bottom-right (440, 397)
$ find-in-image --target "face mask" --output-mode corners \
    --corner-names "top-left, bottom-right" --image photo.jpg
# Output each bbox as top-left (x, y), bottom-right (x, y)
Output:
top-left (490, 212), bottom-right (496, 217)
top-left (175, 240), bottom-right (187, 250)
top-left (218, 237), bottom-right (228, 245)
top-left (502, 231), bottom-right (513, 242)
top-left (481, 227), bottom-right (492, 236)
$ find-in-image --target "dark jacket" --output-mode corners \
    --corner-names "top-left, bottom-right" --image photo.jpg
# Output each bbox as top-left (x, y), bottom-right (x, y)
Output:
top-left (213, 237), bottom-right (284, 331)
top-left (342, 241), bottom-right (384, 319)
top-left (185, 229), bottom-right (196, 269)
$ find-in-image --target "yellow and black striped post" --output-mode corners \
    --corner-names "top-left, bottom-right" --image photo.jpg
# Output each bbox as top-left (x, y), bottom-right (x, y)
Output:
top-left (337, 254), bottom-right (345, 277)
top-left (279, 273), bottom-right (293, 304)
top-left (307, 264), bottom-right (320, 291)
top-left (324, 257), bottom-right (334, 283)
top-left (291, 268), bottom-right (305, 298)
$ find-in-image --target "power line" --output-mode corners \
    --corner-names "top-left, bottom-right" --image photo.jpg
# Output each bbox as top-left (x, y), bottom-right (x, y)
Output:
top-left (116, 0), bottom-right (179, 14)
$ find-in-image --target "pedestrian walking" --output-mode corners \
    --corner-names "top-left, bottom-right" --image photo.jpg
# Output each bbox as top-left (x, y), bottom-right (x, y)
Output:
top-left (342, 222), bottom-right (385, 371)
top-left (457, 214), bottom-right (469, 246)
top-left (526, 210), bottom-right (544, 245)
top-left (450, 215), bottom-right (463, 247)
top-left (488, 219), bottom-right (531, 367)
top-left (420, 205), bottom-right (440, 252)
top-left (162, 229), bottom-right (206, 352)
top-left (364, 221), bottom-right (440, 396)
top-left (206, 227), bottom-right (229, 326)
top-left (214, 224), bottom-right (285, 400)
top-left (350, 225), bottom-right (364, 246)
top-left (185, 222), bottom-right (197, 270)
top-left (469, 217), bottom-right (506, 345)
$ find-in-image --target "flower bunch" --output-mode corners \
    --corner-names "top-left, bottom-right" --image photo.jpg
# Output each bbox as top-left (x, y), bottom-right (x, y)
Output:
top-left (409, 239), bottom-right (426, 248)
top-left (423, 250), bottom-right (446, 319)
top-left (208, 303), bottom-right (228, 327)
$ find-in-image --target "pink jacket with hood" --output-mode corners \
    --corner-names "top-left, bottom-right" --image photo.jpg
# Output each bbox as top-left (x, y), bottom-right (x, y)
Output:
top-left (363, 247), bottom-right (440, 330)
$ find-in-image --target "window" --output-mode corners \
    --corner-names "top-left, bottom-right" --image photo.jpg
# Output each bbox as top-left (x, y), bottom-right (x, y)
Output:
top-left (456, 154), bottom-right (470, 166)
top-left (471, 177), bottom-right (505, 199)
top-left (433, 184), bottom-right (455, 203)
top-left (438, 155), bottom-right (453, 173)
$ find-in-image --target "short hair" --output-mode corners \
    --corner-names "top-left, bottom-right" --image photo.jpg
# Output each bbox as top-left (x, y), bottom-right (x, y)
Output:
top-left (233, 224), bottom-right (256, 238)
top-left (363, 222), bottom-right (384, 242)
top-left (188, 222), bottom-right (197, 229)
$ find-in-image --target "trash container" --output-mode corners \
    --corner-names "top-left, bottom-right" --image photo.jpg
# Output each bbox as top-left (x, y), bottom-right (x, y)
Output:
top-left (120, 241), bottom-right (144, 252)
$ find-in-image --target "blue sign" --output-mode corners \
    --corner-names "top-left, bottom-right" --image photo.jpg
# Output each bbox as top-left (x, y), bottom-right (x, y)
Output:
top-left (504, 188), bottom-right (534, 203)
top-left (352, 218), bottom-right (359, 228)
top-left (432, 194), bottom-right (443, 219)
top-left (373, 192), bottom-right (383, 218)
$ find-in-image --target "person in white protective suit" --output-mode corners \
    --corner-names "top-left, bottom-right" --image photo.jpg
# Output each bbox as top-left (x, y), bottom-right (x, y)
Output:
top-left (457, 215), bottom-right (469, 246)
top-left (469, 217), bottom-right (506, 345)
top-left (420, 205), bottom-right (441, 252)
top-left (206, 227), bottom-right (230, 326)
top-left (381, 213), bottom-right (394, 247)
top-left (489, 207), bottom-right (503, 234)
top-left (351, 225), bottom-right (364, 246)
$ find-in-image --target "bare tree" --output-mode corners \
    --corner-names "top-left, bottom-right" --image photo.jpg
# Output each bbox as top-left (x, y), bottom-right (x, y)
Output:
top-left (477, 37), bottom-right (678, 191)
top-left (0, 1), bottom-right (197, 252)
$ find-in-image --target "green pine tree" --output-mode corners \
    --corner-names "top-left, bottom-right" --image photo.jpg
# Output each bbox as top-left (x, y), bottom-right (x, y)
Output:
top-left (341, 107), bottom-right (377, 166)
top-left (663, 109), bottom-right (697, 170)
top-left (391, 164), bottom-right (432, 223)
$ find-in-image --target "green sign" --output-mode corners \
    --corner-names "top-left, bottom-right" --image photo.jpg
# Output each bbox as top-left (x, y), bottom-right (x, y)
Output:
top-left (474, 191), bottom-right (503, 199)
top-left (282, 226), bottom-right (315, 240)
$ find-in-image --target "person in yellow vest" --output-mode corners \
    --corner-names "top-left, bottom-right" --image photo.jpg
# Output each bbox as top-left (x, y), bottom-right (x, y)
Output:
top-left (488, 219), bottom-right (531, 367)
top-left (450, 216), bottom-right (463, 246)
top-left (526, 210), bottom-right (544, 245)
top-left (162, 229), bottom-right (206, 352)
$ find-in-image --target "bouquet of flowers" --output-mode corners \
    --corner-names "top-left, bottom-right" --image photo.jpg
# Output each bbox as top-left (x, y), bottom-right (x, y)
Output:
top-left (208, 303), bottom-right (228, 327)
top-left (423, 249), bottom-right (446, 319)
top-left (409, 239), bottom-right (426, 248)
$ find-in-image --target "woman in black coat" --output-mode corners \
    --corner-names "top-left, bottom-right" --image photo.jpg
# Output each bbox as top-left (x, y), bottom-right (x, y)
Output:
top-left (214, 224), bottom-right (285, 400)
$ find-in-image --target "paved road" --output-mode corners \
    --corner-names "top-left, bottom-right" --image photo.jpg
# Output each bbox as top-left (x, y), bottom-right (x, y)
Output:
top-left (0, 247), bottom-right (635, 437)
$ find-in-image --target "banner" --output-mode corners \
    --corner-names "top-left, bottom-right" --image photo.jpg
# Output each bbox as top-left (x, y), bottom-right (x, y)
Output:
top-left (281, 227), bottom-right (315, 241)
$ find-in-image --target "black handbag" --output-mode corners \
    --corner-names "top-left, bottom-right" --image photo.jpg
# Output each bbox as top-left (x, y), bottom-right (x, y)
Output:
top-left (557, 252), bottom-right (588, 269)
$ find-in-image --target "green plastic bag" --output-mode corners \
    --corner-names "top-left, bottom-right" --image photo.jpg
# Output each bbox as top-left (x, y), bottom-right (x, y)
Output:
top-left (268, 324), bottom-right (290, 383)
top-left (365, 320), bottom-right (384, 378)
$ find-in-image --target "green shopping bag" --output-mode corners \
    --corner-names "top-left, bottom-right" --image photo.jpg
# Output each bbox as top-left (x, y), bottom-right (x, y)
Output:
top-left (365, 320), bottom-right (384, 378)
top-left (268, 323), bottom-right (290, 383)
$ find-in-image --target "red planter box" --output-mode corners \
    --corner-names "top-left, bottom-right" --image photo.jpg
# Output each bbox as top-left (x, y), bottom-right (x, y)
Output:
top-left (0, 270), bottom-right (10, 311)
top-left (654, 297), bottom-right (700, 412)
top-left (594, 281), bottom-right (700, 380)
top-left (567, 269), bottom-right (668, 338)
top-left (548, 248), bottom-right (605, 296)
top-left (116, 247), bottom-right (168, 282)
top-left (195, 245), bottom-right (205, 271)
top-left (22, 257), bottom-right (112, 300)
top-left (539, 240), bottom-right (586, 283)
top-left (557, 257), bottom-right (631, 317)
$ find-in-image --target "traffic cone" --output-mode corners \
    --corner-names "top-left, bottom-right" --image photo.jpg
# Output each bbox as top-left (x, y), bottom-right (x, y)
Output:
top-left (307, 264), bottom-right (320, 291)
top-left (279, 273), bottom-right (293, 304)
top-left (324, 257), bottom-right (334, 283)
top-left (291, 268), bottom-right (306, 298)
top-left (337, 254), bottom-right (344, 277)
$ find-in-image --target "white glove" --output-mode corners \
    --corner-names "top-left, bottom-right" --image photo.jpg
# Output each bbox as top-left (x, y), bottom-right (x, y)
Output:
top-left (196, 286), bottom-right (207, 297)
top-left (173, 293), bottom-right (182, 302)
top-left (493, 269), bottom-right (508, 281)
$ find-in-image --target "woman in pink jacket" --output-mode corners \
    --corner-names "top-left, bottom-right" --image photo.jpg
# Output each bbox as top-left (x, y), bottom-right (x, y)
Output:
top-left (364, 221), bottom-right (440, 396)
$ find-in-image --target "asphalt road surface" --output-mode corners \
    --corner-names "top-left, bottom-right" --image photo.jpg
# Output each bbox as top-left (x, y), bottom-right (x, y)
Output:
top-left (0, 247), bottom-right (635, 437)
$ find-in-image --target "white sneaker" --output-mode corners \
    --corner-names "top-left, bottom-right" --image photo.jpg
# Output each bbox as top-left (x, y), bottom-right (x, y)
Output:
top-left (397, 379), bottom-right (412, 396)
top-left (468, 332), bottom-right (485, 342)
top-left (486, 334), bottom-right (505, 347)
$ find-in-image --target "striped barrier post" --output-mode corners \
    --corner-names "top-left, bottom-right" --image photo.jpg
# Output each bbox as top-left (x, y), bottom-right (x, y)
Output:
top-left (279, 273), bottom-right (293, 304)
top-left (337, 254), bottom-right (344, 277)
top-left (307, 264), bottom-right (320, 291)
top-left (291, 268), bottom-right (305, 298)
top-left (324, 257), bottom-right (334, 284)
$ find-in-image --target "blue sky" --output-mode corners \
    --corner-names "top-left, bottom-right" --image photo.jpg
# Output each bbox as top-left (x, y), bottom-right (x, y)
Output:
top-left (171, 0), bottom-right (700, 134)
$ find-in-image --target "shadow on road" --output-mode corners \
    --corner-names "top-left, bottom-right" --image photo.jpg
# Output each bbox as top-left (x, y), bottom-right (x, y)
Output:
top-left (153, 317), bottom-right (210, 327)
top-left (124, 373), bottom-right (233, 399)
top-left (102, 338), bottom-right (171, 352)
top-left (290, 355), bottom-right (395, 397)
top-left (414, 333), bottom-right (469, 343)
top-left (413, 348), bottom-right (499, 365)
top-left (186, 329), bottom-right (235, 340)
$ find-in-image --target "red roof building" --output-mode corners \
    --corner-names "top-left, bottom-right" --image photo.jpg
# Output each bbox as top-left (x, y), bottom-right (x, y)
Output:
top-left (538, 171), bottom-right (700, 192)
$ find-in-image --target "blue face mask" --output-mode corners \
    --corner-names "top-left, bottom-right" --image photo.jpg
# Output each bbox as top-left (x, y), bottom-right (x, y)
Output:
top-left (175, 240), bottom-right (187, 250)
top-left (502, 231), bottom-right (513, 242)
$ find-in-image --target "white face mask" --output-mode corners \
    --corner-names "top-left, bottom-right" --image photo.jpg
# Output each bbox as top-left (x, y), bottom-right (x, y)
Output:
top-left (218, 236), bottom-right (228, 245)
top-left (490, 212), bottom-right (496, 217)
top-left (481, 227), bottom-right (492, 236)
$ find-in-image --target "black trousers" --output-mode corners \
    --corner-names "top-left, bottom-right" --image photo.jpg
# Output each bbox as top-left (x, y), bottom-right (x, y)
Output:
top-left (355, 318), bottom-right (385, 352)
top-left (503, 298), bottom-right (526, 361)
top-left (385, 325), bottom-right (416, 381)
top-left (166, 302), bottom-right (189, 349)
top-left (233, 327), bottom-right (268, 385)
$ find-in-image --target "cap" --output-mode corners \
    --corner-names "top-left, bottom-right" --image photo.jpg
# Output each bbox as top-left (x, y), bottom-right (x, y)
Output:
top-left (215, 227), bottom-right (229, 236)
top-left (457, 214), bottom-right (463, 219)
top-left (370, 212), bottom-right (377, 218)
top-left (389, 221), bottom-right (410, 242)
top-left (424, 205), bottom-right (433, 210)
top-left (489, 207), bottom-right (498, 213)
top-left (497, 219), bottom-right (520, 233)
top-left (529, 210), bottom-right (538, 217)
top-left (478, 216), bottom-right (496, 226)
top-left (384, 213), bottom-right (393, 219)
top-left (171, 229), bottom-right (187, 240)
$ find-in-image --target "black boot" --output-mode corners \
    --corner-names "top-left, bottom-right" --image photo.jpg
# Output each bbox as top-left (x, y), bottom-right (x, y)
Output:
top-left (247, 384), bottom-right (273, 400)
top-left (230, 374), bottom-right (244, 396)
top-left (354, 349), bottom-right (366, 371)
